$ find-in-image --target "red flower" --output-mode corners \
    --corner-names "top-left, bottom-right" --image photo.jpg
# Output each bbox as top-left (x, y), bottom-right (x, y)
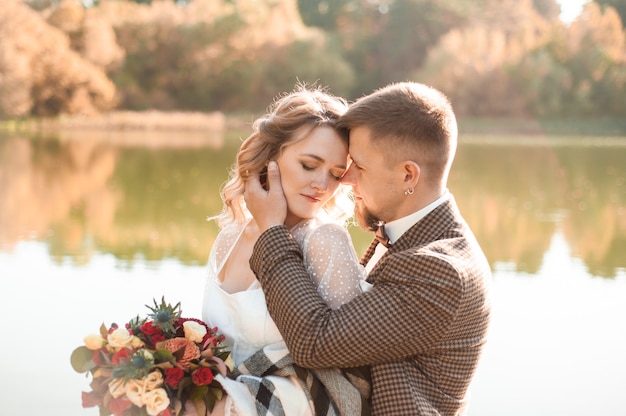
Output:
top-left (159, 408), bottom-right (173, 416)
top-left (92, 349), bottom-right (102, 366)
top-left (109, 397), bottom-right (132, 416)
top-left (191, 367), bottom-right (214, 386)
top-left (164, 367), bottom-right (185, 389)
top-left (108, 323), bottom-right (119, 334)
top-left (112, 348), bottom-right (131, 365)
top-left (81, 391), bottom-right (101, 408)
top-left (141, 321), bottom-right (163, 336)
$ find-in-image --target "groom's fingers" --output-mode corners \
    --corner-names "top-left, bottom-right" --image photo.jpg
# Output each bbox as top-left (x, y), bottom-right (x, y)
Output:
top-left (246, 169), bottom-right (264, 193)
top-left (244, 161), bottom-right (287, 232)
top-left (266, 161), bottom-right (283, 194)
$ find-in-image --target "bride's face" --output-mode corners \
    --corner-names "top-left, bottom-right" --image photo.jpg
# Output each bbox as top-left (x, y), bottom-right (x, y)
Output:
top-left (276, 125), bottom-right (349, 227)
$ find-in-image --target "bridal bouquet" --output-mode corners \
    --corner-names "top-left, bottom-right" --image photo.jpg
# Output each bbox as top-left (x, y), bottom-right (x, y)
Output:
top-left (71, 298), bottom-right (231, 416)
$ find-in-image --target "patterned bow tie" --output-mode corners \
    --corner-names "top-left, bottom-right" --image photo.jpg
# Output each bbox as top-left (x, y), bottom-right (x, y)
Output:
top-left (374, 223), bottom-right (391, 248)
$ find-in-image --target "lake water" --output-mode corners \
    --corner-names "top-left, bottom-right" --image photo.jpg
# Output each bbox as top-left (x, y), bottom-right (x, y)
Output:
top-left (1, 130), bottom-right (625, 416)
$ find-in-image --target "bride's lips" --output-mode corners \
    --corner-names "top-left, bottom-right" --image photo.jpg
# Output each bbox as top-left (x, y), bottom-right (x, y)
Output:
top-left (302, 194), bottom-right (321, 203)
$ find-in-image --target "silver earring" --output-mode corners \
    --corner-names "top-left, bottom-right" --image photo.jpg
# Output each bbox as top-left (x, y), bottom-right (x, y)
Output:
top-left (404, 188), bottom-right (414, 196)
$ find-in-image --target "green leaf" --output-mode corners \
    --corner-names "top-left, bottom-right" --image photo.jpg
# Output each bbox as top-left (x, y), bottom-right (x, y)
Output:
top-left (206, 387), bottom-right (223, 411)
top-left (213, 388), bottom-right (223, 401)
top-left (177, 377), bottom-right (194, 399)
top-left (71, 346), bottom-right (95, 373)
top-left (189, 384), bottom-right (208, 400)
top-left (99, 405), bottom-right (112, 416)
top-left (193, 398), bottom-right (207, 416)
top-left (154, 349), bottom-right (175, 363)
top-left (99, 323), bottom-right (108, 338)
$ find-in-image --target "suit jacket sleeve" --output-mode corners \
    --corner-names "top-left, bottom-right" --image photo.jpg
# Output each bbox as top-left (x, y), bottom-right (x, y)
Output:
top-left (249, 225), bottom-right (464, 369)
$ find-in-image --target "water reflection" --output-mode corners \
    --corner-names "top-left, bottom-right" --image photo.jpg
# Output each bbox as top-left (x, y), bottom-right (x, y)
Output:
top-left (0, 132), bottom-right (625, 277)
top-left (0, 136), bottom-right (117, 264)
top-left (0, 131), bottom-right (231, 267)
top-left (451, 137), bottom-right (626, 278)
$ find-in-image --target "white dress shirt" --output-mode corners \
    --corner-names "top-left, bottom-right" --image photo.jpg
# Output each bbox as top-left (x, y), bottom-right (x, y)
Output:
top-left (365, 191), bottom-right (449, 273)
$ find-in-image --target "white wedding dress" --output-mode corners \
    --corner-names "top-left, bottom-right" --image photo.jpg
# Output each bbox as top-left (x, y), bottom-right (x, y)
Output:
top-left (202, 216), bottom-right (367, 416)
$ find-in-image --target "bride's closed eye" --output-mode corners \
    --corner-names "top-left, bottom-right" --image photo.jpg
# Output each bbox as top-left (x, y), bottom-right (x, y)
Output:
top-left (301, 163), bottom-right (343, 182)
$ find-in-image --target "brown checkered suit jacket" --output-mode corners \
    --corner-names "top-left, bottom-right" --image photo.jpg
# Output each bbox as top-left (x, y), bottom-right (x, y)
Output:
top-left (250, 195), bottom-right (492, 415)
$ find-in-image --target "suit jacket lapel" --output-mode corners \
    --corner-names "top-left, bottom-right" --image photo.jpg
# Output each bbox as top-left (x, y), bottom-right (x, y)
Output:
top-left (392, 196), bottom-right (460, 253)
top-left (362, 196), bottom-right (462, 284)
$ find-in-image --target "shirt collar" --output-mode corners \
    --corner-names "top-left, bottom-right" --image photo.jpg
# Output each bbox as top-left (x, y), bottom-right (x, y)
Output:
top-left (384, 190), bottom-right (449, 244)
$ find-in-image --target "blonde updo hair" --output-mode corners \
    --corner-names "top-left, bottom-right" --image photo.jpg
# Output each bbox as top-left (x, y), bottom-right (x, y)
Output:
top-left (212, 84), bottom-right (354, 227)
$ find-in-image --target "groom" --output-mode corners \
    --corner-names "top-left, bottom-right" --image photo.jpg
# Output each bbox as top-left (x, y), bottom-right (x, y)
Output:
top-left (244, 82), bottom-right (492, 415)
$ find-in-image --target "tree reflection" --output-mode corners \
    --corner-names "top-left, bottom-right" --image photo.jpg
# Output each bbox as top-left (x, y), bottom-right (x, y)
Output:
top-left (450, 137), bottom-right (626, 278)
top-left (450, 140), bottom-right (563, 274)
top-left (558, 146), bottom-right (626, 278)
top-left (0, 135), bottom-right (117, 265)
top-left (96, 144), bottom-right (231, 265)
top-left (0, 132), bottom-right (232, 267)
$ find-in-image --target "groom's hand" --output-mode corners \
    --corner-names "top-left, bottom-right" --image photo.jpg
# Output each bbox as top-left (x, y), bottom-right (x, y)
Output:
top-left (245, 161), bottom-right (287, 232)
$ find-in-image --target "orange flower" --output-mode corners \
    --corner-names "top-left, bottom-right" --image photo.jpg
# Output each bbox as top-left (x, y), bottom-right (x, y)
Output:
top-left (163, 337), bottom-right (200, 369)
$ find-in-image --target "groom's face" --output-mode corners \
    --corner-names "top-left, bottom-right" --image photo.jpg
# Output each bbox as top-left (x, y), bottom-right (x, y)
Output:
top-left (342, 126), bottom-right (400, 230)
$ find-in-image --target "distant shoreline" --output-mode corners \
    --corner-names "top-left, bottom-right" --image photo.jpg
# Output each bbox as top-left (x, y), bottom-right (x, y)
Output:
top-left (457, 118), bottom-right (626, 137)
top-left (2, 110), bottom-right (229, 132)
top-left (1, 112), bottom-right (625, 137)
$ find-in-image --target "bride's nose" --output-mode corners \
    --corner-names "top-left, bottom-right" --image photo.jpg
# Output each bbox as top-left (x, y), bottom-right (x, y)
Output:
top-left (311, 174), bottom-right (329, 192)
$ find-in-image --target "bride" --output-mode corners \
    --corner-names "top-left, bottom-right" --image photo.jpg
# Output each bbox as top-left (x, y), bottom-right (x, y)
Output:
top-left (199, 85), bottom-right (370, 416)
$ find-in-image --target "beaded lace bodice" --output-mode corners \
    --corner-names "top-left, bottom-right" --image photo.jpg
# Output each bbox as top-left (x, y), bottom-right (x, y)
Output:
top-left (202, 217), bottom-right (366, 365)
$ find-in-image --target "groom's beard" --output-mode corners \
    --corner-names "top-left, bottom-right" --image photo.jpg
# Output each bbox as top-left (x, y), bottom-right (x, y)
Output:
top-left (354, 200), bottom-right (380, 232)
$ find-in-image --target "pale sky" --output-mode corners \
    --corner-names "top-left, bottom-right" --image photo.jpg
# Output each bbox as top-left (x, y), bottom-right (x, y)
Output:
top-left (557, 0), bottom-right (590, 23)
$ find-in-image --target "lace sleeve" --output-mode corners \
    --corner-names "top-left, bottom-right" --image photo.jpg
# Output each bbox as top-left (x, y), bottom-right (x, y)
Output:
top-left (302, 223), bottom-right (366, 309)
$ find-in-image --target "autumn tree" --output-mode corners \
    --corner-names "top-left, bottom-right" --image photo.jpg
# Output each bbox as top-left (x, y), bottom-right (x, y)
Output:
top-left (0, 0), bottom-right (116, 118)
top-left (511, 2), bottom-right (626, 117)
top-left (596, 0), bottom-right (626, 24)
top-left (415, 0), bottom-right (552, 117)
top-left (533, 0), bottom-right (561, 20)
top-left (107, 0), bottom-right (353, 111)
top-left (3, 0), bottom-right (624, 119)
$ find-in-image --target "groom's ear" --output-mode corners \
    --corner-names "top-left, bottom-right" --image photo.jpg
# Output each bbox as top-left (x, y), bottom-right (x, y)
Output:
top-left (402, 161), bottom-right (420, 186)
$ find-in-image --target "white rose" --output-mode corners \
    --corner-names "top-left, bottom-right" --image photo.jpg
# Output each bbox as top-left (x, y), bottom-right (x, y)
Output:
top-left (108, 378), bottom-right (126, 399)
top-left (183, 321), bottom-right (207, 343)
top-left (124, 378), bottom-right (146, 407)
top-left (84, 334), bottom-right (106, 350)
top-left (144, 371), bottom-right (164, 391)
top-left (138, 349), bottom-right (154, 362)
top-left (107, 327), bottom-right (134, 349)
top-left (131, 335), bottom-right (145, 349)
top-left (143, 388), bottom-right (170, 416)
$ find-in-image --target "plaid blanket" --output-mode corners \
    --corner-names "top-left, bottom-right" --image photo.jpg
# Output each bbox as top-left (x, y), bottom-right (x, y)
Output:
top-left (229, 347), bottom-right (370, 416)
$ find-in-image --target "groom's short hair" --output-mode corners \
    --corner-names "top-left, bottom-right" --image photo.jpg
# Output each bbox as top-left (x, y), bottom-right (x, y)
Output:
top-left (339, 82), bottom-right (458, 183)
